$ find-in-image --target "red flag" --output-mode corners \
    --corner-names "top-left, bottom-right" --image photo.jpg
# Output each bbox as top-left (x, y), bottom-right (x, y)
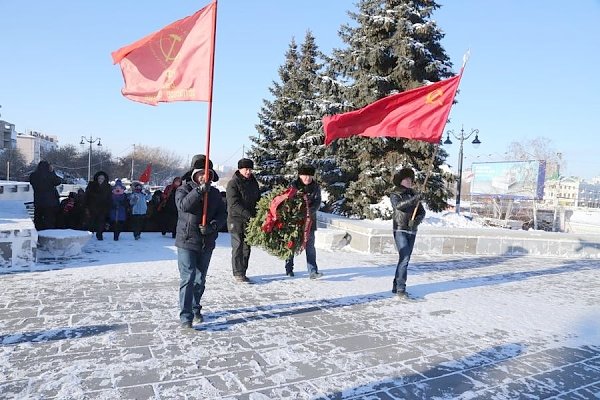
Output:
top-left (323, 70), bottom-right (463, 145)
top-left (138, 164), bottom-right (152, 183)
top-left (111, 2), bottom-right (216, 106)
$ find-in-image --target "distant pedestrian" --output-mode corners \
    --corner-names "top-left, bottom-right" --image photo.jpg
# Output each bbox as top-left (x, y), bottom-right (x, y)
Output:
top-left (129, 182), bottom-right (150, 240)
top-left (110, 179), bottom-right (128, 241)
top-left (175, 154), bottom-right (226, 329)
top-left (85, 171), bottom-right (112, 240)
top-left (226, 158), bottom-right (261, 283)
top-left (390, 168), bottom-right (425, 298)
top-left (159, 177), bottom-right (181, 238)
top-left (284, 165), bottom-right (323, 279)
top-left (29, 160), bottom-right (62, 230)
top-left (146, 189), bottom-right (163, 231)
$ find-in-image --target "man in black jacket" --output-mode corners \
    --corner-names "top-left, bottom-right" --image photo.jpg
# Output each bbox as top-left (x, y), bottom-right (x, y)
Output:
top-left (29, 160), bottom-right (62, 230)
top-left (284, 165), bottom-right (323, 279)
top-left (175, 155), bottom-right (226, 329)
top-left (226, 158), bottom-right (260, 283)
top-left (390, 168), bottom-right (426, 298)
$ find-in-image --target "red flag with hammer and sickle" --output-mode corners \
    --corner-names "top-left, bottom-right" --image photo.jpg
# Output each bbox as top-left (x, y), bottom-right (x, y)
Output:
top-left (111, 2), bottom-right (216, 106)
top-left (323, 69), bottom-right (463, 145)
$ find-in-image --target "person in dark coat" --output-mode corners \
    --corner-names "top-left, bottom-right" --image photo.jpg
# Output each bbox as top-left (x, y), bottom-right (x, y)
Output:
top-left (175, 154), bottom-right (225, 329)
top-left (159, 177), bottom-right (182, 238)
top-left (74, 188), bottom-right (88, 230)
top-left (284, 165), bottom-right (323, 279)
top-left (146, 189), bottom-right (163, 231)
top-left (226, 158), bottom-right (261, 283)
top-left (29, 160), bottom-right (62, 230)
top-left (390, 167), bottom-right (426, 298)
top-left (85, 171), bottom-right (112, 240)
top-left (110, 179), bottom-right (128, 241)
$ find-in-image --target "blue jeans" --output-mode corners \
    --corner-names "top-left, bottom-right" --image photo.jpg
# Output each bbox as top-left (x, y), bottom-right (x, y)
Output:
top-left (177, 247), bottom-right (213, 323)
top-left (285, 230), bottom-right (318, 274)
top-left (393, 230), bottom-right (417, 293)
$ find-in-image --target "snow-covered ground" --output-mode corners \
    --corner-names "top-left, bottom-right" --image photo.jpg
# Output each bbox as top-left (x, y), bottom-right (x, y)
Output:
top-left (1, 229), bottom-right (599, 398)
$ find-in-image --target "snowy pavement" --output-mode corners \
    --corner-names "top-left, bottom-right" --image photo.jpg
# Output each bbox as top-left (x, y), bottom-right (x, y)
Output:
top-left (1, 232), bottom-right (599, 399)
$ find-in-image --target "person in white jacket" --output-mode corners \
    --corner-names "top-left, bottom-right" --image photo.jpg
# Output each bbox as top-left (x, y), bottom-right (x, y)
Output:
top-left (129, 182), bottom-right (150, 240)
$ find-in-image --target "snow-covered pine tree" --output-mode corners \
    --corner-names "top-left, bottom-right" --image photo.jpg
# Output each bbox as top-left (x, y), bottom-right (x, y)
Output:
top-left (250, 32), bottom-right (339, 192)
top-left (248, 38), bottom-right (304, 188)
top-left (325, 0), bottom-right (456, 217)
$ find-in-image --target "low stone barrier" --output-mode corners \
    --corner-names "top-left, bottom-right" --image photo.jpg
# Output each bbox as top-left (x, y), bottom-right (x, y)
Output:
top-left (317, 212), bottom-right (600, 258)
top-left (36, 230), bottom-right (92, 260)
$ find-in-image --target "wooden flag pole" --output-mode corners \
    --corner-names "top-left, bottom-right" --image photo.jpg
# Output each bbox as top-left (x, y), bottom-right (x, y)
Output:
top-left (201, 0), bottom-right (218, 226)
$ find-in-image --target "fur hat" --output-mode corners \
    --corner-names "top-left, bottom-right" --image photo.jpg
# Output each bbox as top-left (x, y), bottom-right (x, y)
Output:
top-left (393, 168), bottom-right (415, 186)
top-left (298, 164), bottom-right (316, 176)
top-left (237, 158), bottom-right (254, 169)
top-left (187, 154), bottom-right (219, 182)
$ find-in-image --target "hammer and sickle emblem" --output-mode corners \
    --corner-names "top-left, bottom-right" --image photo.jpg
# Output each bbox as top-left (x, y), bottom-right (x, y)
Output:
top-left (425, 89), bottom-right (444, 106)
top-left (160, 33), bottom-right (183, 63)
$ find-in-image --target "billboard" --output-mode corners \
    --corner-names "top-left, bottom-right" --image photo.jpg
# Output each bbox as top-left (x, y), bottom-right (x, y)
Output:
top-left (470, 160), bottom-right (546, 199)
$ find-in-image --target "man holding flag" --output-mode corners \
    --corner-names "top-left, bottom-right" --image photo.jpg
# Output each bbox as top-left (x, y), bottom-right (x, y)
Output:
top-left (112, 0), bottom-right (219, 328)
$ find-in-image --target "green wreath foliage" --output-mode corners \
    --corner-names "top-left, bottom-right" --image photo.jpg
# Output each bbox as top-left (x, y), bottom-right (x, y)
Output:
top-left (245, 186), bottom-right (308, 260)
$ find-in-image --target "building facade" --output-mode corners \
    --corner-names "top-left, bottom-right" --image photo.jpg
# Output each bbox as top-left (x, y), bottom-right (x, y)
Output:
top-left (1, 120), bottom-right (17, 150)
top-left (16, 130), bottom-right (59, 165)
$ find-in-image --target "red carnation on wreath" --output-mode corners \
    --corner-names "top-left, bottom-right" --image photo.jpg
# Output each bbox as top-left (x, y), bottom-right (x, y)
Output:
top-left (245, 186), bottom-right (312, 260)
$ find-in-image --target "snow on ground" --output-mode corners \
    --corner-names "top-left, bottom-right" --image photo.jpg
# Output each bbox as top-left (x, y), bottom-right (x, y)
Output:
top-left (1, 229), bottom-right (599, 398)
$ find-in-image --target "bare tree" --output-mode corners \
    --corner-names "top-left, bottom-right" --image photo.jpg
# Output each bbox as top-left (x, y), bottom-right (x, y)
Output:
top-left (116, 145), bottom-right (185, 185)
top-left (506, 137), bottom-right (565, 179)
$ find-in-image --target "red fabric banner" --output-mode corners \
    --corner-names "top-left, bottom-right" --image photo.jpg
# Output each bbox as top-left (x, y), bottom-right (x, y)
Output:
top-left (111, 2), bottom-right (216, 106)
top-left (262, 187), bottom-right (298, 233)
top-left (138, 164), bottom-right (152, 183)
top-left (322, 70), bottom-right (463, 145)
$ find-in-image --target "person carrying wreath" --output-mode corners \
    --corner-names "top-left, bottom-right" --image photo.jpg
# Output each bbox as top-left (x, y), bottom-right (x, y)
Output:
top-left (283, 164), bottom-right (323, 279)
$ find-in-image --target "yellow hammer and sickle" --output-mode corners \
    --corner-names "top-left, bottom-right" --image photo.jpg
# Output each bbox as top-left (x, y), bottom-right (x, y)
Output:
top-left (425, 89), bottom-right (444, 106)
top-left (160, 33), bottom-right (182, 62)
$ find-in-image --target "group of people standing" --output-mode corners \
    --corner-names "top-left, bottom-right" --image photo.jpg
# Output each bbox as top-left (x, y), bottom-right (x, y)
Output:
top-left (175, 154), bottom-right (327, 328)
top-left (175, 156), bottom-right (426, 328)
top-left (29, 161), bottom-right (181, 240)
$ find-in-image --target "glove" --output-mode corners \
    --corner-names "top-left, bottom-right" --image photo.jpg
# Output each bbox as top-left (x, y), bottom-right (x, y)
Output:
top-left (407, 219), bottom-right (416, 231)
top-left (199, 221), bottom-right (218, 236)
top-left (196, 182), bottom-right (211, 194)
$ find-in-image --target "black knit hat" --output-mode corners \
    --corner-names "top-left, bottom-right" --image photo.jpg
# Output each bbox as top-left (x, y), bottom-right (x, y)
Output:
top-left (237, 158), bottom-right (254, 169)
top-left (298, 164), bottom-right (316, 176)
top-left (393, 168), bottom-right (415, 186)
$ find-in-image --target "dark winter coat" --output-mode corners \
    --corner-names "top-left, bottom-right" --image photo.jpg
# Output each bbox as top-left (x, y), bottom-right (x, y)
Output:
top-left (110, 182), bottom-right (129, 222)
top-left (390, 185), bottom-right (426, 232)
top-left (174, 181), bottom-right (227, 252)
top-left (226, 171), bottom-right (261, 233)
top-left (290, 177), bottom-right (322, 231)
top-left (29, 160), bottom-right (62, 208)
top-left (85, 171), bottom-right (112, 217)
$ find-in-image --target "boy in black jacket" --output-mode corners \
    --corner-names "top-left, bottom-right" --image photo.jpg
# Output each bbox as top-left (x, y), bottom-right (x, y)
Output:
top-left (390, 168), bottom-right (426, 297)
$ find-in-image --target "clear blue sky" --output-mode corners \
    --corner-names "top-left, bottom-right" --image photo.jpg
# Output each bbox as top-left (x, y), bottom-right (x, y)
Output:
top-left (1, 1), bottom-right (599, 179)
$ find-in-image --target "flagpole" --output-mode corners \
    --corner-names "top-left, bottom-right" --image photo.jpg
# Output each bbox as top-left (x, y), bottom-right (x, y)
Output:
top-left (201, 0), bottom-right (218, 226)
top-left (410, 50), bottom-right (470, 221)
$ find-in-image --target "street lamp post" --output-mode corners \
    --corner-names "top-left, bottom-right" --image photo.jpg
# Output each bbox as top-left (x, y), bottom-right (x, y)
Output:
top-left (443, 126), bottom-right (481, 214)
top-left (80, 136), bottom-right (102, 183)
